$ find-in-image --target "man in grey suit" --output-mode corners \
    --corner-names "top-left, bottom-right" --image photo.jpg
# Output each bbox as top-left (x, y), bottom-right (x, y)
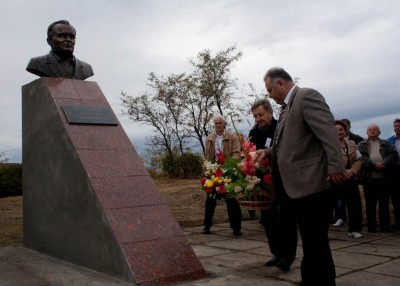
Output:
top-left (26, 20), bottom-right (93, 80)
top-left (257, 67), bottom-right (346, 286)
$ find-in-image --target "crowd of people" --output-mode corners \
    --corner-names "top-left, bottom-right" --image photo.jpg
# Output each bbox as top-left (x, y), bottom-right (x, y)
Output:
top-left (202, 67), bottom-right (400, 286)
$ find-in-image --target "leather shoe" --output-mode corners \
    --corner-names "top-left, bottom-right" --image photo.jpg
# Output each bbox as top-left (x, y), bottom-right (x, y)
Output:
top-left (233, 230), bottom-right (242, 236)
top-left (202, 227), bottom-right (211, 234)
top-left (276, 258), bottom-right (291, 271)
top-left (265, 256), bottom-right (279, 267)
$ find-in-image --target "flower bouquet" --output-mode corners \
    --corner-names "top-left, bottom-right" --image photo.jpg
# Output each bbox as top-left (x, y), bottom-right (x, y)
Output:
top-left (200, 137), bottom-right (274, 210)
top-left (223, 135), bottom-right (274, 210)
top-left (200, 152), bottom-right (231, 202)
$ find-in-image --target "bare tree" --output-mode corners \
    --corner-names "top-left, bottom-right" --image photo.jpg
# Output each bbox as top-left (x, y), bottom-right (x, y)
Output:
top-left (0, 152), bottom-right (9, 163)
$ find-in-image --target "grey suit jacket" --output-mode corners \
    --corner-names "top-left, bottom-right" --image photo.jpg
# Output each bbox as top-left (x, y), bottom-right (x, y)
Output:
top-left (271, 86), bottom-right (345, 199)
top-left (26, 53), bottom-right (94, 80)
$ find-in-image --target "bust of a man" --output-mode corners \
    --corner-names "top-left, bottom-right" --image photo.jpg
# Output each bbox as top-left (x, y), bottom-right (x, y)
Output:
top-left (26, 20), bottom-right (94, 80)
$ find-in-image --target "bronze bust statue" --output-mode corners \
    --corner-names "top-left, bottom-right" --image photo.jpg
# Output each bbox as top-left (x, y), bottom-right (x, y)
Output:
top-left (26, 20), bottom-right (94, 80)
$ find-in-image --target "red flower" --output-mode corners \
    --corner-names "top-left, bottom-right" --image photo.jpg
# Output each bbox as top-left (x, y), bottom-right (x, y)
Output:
top-left (263, 174), bottom-right (272, 186)
top-left (215, 169), bottom-right (223, 177)
top-left (217, 184), bottom-right (227, 194)
top-left (216, 152), bottom-right (226, 165)
top-left (205, 187), bottom-right (213, 193)
top-left (200, 178), bottom-right (206, 185)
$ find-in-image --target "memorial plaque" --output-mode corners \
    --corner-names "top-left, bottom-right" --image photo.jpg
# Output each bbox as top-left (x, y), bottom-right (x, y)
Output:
top-left (62, 105), bottom-right (118, 125)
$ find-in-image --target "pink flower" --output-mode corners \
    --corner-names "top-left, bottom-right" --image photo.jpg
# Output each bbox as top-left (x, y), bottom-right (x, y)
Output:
top-left (242, 154), bottom-right (255, 176)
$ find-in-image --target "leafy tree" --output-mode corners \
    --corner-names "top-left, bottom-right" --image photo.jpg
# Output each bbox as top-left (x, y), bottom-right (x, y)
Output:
top-left (121, 72), bottom-right (189, 156)
top-left (185, 45), bottom-right (248, 153)
top-left (122, 45), bottom-right (253, 172)
top-left (191, 45), bottom-right (243, 118)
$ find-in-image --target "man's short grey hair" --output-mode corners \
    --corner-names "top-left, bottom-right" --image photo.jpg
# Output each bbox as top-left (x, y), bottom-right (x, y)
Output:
top-left (263, 67), bottom-right (293, 83)
top-left (368, 124), bottom-right (381, 132)
top-left (251, 99), bottom-right (272, 112)
top-left (213, 114), bottom-right (226, 123)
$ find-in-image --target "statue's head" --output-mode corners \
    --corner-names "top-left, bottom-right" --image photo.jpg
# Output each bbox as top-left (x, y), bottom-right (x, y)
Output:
top-left (47, 20), bottom-right (76, 58)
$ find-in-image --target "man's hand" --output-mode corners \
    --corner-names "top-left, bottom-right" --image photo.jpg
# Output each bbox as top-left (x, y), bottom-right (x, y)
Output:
top-left (328, 173), bottom-right (347, 185)
top-left (255, 149), bottom-right (267, 163)
top-left (375, 162), bottom-right (385, 171)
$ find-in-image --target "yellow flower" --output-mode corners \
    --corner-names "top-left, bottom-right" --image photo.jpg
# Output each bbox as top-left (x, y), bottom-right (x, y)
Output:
top-left (213, 176), bottom-right (219, 182)
top-left (218, 179), bottom-right (223, 184)
top-left (206, 180), bottom-right (214, 188)
top-left (225, 178), bottom-right (231, 183)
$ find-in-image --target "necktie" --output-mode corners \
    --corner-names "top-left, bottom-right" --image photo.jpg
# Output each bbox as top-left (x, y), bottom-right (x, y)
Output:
top-left (275, 103), bottom-right (287, 143)
top-left (278, 103), bottom-right (287, 123)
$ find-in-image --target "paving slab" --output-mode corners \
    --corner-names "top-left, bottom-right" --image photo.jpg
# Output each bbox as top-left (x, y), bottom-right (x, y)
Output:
top-left (332, 250), bottom-right (391, 270)
top-left (365, 259), bottom-right (400, 277)
top-left (336, 271), bottom-right (400, 286)
top-left (205, 237), bottom-right (267, 251)
top-left (0, 221), bottom-right (400, 286)
top-left (340, 243), bottom-right (400, 257)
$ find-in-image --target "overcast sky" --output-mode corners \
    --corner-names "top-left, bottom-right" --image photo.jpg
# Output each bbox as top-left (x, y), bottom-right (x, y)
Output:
top-left (1, 0), bottom-right (399, 162)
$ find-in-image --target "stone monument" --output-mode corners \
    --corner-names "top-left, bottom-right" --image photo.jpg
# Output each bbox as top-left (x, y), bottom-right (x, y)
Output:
top-left (23, 20), bottom-right (206, 285)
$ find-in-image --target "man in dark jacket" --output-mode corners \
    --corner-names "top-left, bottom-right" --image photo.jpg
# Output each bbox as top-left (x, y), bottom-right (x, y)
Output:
top-left (249, 99), bottom-right (297, 271)
top-left (358, 124), bottom-right (399, 232)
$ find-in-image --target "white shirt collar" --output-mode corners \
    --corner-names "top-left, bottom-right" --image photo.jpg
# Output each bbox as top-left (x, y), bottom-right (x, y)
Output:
top-left (284, 85), bottom-right (296, 105)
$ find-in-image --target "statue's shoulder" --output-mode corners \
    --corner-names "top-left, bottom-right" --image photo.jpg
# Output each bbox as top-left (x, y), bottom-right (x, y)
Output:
top-left (28, 53), bottom-right (52, 65)
top-left (75, 58), bottom-right (92, 69)
top-left (26, 53), bottom-right (54, 77)
top-left (75, 57), bottom-right (94, 78)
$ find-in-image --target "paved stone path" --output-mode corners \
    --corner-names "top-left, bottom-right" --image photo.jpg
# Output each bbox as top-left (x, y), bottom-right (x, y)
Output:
top-left (1, 220), bottom-right (399, 285)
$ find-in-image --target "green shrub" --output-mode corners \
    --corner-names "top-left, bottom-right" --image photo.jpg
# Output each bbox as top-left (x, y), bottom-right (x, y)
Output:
top-left (162, 153), bottom-right (179, 178)
top-left (162, 152), bottom-right (203, 179)
top-left (175, 153), bottom-right (203, 179)
top-left (0, 163), bottom-right (22, 197)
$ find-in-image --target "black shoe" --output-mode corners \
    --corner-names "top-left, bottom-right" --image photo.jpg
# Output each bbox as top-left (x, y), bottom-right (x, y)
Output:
top-left (233, 230), bottom-right (242, 236)
top-left (276, 258), bottom-right (291, 271)
top-left (202, 227), bottom-right (211, 234)
top-left (249, 214), bottom-right (258, 220)
top-left (265, 256), bottom-right (279, 267)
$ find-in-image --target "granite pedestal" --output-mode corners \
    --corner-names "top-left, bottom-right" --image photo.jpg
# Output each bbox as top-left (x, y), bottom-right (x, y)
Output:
top-left (22, 78), bottom-right (206, 285)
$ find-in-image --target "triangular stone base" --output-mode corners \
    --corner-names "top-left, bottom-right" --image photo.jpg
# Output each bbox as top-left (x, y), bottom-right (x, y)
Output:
top-left (22, 78), bottom-right (206, 285)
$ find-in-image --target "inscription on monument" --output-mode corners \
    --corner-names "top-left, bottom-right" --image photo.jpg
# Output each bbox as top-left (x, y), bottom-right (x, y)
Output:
top-left (62, 105), bottom-right (118, 125)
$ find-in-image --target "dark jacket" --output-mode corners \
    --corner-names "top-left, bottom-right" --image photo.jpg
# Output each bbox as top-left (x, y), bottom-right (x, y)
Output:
top-left (348, 132), bottom-right (364, 145)
top-left (357, 138), bottom-right (399, 179)
top-left (248, 118), bottom-right (277, 150)
top-left (26, 52), bottom-right (94, 80)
